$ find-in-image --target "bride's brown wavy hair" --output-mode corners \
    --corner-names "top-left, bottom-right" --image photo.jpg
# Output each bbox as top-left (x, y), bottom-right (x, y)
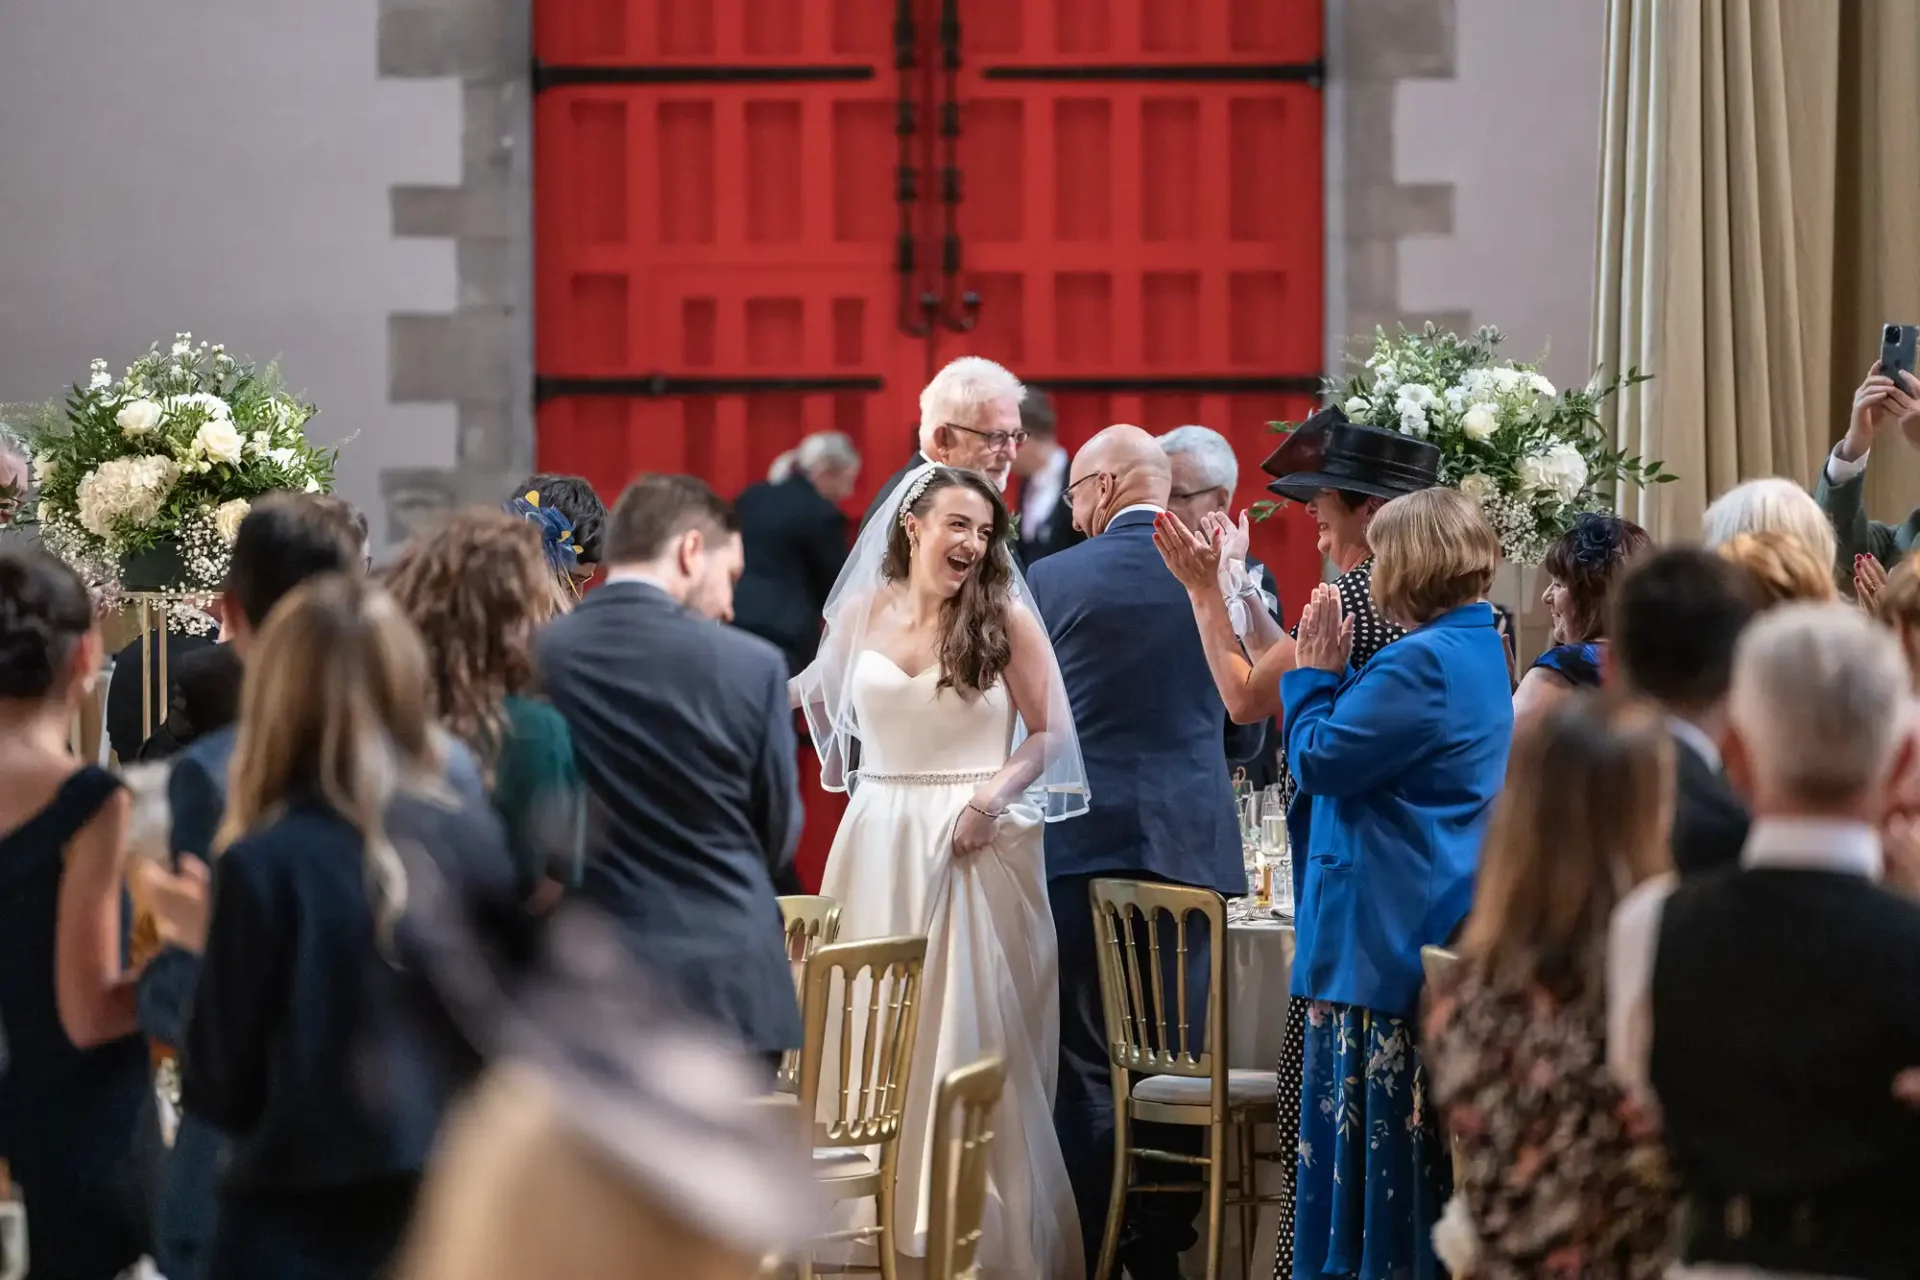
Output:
top-left (881, 467), bottom-right (1014, 697)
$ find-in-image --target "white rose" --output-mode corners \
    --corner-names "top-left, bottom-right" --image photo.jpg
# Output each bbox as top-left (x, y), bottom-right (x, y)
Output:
top-left (213, 498), bottom-right (251, 542)
top-left (1461, 404), bottom-right (1499, 442)
top-left (116, 399), bottom-right (163, 437)
top-left (192, 418), bottom-right (244, 466)
top-left (1398, 406), bottom-right (1430, 438)
top-left (1518, 442), bottom-right (1589, 504)
top-left (1344, 396), bottom-right (1371, 416)
top-left (32, 453), bottom-right (56, 483)
top-left (1457, 472), bottom-right (1497, 505)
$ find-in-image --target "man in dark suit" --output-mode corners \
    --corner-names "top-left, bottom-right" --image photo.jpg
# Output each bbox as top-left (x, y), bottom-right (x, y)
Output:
top-left (1012, 388), bottom-right (1084, 566)
top-left (732, 432), bottom-right (860, 674)
top-left (537, 475), bottom-right (803, 1071)
top-left (1609, 547), bottom-right (1761, 876)
top-left (1026, 425), bottom-right (1248, 1279)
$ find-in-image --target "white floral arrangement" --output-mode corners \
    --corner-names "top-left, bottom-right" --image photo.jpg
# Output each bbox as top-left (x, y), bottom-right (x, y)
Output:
top-left (6, 334), bottom-right (336, 629)
top-left (1324, 325), bottom-right (1671, 563)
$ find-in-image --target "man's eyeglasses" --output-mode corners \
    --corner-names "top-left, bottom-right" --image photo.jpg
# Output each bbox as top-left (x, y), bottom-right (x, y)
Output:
top-left (1063, 471), bottom-right (1110, 499)
top-left (943, 422), bottom-right (1028, 452)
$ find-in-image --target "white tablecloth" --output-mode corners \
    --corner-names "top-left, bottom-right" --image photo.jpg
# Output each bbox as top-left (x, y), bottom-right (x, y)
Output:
top-left (1176, 916), bottom-right (1295, 1280)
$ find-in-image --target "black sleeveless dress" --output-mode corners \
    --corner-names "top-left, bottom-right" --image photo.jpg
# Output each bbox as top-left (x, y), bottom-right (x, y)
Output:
top-left (0, 766), bottom-right (155, 1279)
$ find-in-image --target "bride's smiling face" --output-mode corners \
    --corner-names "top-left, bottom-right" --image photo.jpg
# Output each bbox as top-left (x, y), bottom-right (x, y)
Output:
top-left (906, 485), bottom-right (995, 597)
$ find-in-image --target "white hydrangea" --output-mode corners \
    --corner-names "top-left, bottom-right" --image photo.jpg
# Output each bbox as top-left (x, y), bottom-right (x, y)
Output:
top-left (1518, 441), bottom-right (1588, 505)
top-left (74, 455), bottom-right (181, 539)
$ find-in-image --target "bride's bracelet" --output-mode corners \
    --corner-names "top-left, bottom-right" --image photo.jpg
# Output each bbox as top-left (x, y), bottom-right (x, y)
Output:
top-left (967, 800), bottom-right (1005, 819)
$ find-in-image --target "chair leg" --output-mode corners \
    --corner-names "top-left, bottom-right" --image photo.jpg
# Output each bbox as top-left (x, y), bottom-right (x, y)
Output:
top-left (1204, 1121), bottom-right (1229, 1280)
top-left (876, 1146), bottom-right (900, 1280)
top-left (1094, 1103), bottom-right (1131, 1280)
top-left (1236, 1121), bottom-right (1258, 1280)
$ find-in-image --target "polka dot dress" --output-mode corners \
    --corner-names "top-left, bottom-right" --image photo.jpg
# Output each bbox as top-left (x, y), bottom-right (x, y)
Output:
top-left (1272, 559), bottom-right (1402, 1280)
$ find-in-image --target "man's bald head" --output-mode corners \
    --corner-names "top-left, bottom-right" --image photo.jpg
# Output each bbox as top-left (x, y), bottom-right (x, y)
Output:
top-left (1066, 424), bottom-right (1173, 536)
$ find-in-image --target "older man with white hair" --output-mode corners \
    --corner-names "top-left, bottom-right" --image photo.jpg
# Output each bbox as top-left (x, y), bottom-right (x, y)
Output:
top-left (1609, 603), bottom-right (1920, 1280)
top-left (859, 355), bottom-right (1027, 530)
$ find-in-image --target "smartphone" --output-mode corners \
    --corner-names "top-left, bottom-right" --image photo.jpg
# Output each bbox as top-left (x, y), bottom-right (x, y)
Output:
top-left (1882, 323), bottom-right (1918, 386)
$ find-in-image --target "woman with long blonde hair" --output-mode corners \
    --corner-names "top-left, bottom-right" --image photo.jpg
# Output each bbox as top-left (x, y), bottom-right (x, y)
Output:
top-left (181, 572), bottom-right (513, 1280)
top-left (385, 508), bottom-right (582, 894)
top-left (1425, 696), bottom-right (1678, 1278)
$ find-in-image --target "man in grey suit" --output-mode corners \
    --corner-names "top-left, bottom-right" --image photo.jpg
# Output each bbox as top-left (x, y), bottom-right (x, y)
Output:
top-left (537, 475), bottom-right (803, 1070)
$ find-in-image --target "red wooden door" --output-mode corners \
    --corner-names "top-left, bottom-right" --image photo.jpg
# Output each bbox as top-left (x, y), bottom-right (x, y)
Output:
top-left (532, 1), bottom-right (929, 511)
top-left (532, 0), bottom-right (1326, 889)
top-left (928, 0), bottom-right (1327, 611)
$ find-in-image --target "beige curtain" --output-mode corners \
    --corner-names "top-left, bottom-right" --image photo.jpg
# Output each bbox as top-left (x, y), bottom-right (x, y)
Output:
top-left (1593, 0), bottom-right (1920, 542)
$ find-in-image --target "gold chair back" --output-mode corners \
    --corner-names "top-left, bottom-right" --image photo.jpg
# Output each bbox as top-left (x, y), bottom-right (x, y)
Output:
top-left (775, 896), bottom-right (842, 1094)
top-left (797, 935), bottom-right (927, 1150)
top-left (1420, 944), bottom-right (1461, 991)
top-left (778, 895), bottom-right (843, 964)
top-left (1089, 879), bottom-right (1226, 1084)
top-left (925, 1055), bottom-right (1005, 1280)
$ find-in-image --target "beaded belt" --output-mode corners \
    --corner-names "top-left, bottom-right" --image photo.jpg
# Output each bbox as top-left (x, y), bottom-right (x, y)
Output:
top-left (857, 769), bottom-right (996, 785)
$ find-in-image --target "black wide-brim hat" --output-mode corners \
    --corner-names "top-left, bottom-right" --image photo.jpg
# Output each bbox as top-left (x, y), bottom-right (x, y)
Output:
top-left (1260, 406), bottom-right (1442, 503)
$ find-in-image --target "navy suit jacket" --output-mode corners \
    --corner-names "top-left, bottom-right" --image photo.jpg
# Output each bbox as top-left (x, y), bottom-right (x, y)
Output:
top-left (732, 474), bottom-right (850, 675)
top-left (537, 581), bottom-right (803, 1054)
top-left (1026, 508), bottom-right (1246, 896)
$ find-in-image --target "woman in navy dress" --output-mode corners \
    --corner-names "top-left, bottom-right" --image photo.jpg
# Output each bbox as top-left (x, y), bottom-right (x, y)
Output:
top-left (0, 549), bottom-right (155, 1279)
top-left (1514, 513), bottom-right (1650, 720)
top-left (1281, 489), bottom-right (1514, 1280)
top-left (172, 571), bottom-right (515, 1280)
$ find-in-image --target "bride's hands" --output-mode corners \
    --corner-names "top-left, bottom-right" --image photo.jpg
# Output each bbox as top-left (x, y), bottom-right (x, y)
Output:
top-left (952, 793), bottom-right (1001, 858)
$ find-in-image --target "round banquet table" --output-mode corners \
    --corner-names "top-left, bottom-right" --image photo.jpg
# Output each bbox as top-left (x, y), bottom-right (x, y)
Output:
top-left (1176, 913), bottom-right (1295, 1280)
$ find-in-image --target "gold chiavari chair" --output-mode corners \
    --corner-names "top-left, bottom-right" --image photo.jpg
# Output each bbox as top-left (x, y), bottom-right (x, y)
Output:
top-left (796, 935), bottom-right (927, 1280)
top-left (924, 1055), bottom-right (1005, 1280)
top-left (1090, 879), bottom-right (1282, 1280)
top-left (776, 896), bottom-right (843, 1093)
top-left (1420, 945), bottom-right (1465, 1182)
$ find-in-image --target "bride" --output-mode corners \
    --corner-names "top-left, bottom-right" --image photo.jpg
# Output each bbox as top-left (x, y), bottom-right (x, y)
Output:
top-left (793, 463), bottom-right (1088, 1280)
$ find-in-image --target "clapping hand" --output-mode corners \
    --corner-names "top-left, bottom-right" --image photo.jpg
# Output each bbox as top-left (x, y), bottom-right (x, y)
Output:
top-left (1294, 583), bottom-right (1353, 673)
top-left (1152, 511), bottom-right (1223, 593)
top-left (1856, 554), bottom-right (1889, 610)
top-left (1203, 509), bottom-right (1252, 567)
top-left (1842, 362), bottom-right (1920, 461)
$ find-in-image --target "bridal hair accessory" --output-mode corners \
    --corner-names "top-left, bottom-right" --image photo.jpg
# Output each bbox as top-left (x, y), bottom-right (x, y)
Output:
top-left (896, 466), bottom-right (941, 528)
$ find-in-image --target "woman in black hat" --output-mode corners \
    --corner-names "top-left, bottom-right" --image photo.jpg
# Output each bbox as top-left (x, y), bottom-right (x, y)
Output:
top-left (1154, 408), bottom-right (1437, 1279)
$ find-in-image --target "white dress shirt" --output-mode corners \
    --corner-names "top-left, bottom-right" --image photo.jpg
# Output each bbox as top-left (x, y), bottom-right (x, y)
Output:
top-left (1022, 445), bottom-right (1068, 532)
top-left (1668, 715), bottom-right (1723, 773)
top-left (1826, 443), bottom-right (1870, 486)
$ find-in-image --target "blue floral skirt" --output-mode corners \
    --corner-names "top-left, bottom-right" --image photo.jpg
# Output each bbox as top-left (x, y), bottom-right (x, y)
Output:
top-left (1292, 1002), bottom-right (1449, 1280)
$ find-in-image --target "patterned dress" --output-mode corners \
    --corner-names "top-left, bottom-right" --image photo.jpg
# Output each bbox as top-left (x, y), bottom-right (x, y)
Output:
top-left (1273, 559), bottom-right (1403, 1280)
top-left (1424, 964), bottom-right (1678, 1280)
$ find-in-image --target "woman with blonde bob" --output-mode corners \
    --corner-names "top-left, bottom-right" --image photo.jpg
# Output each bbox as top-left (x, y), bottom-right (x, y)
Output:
top-left (1282, 486), bottom-right (1516, 1280)
top-left (1715, 530), bottom-right (1838, 610)
top-left (1425, 696), bottom-right (1679, 1279)
top-left (1700, 476), bottom-right (1839, 572)
top-left (181, 573), bottom-right (514, 1280)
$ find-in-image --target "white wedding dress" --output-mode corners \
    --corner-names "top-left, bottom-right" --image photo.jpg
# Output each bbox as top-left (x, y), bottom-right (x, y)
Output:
top-left (816, 649), bottom-right (1085, 1280)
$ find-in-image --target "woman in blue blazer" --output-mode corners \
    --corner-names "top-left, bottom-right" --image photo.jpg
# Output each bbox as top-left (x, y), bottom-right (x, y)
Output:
top-left (1279, 486), bottom-right (1514, 1280)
